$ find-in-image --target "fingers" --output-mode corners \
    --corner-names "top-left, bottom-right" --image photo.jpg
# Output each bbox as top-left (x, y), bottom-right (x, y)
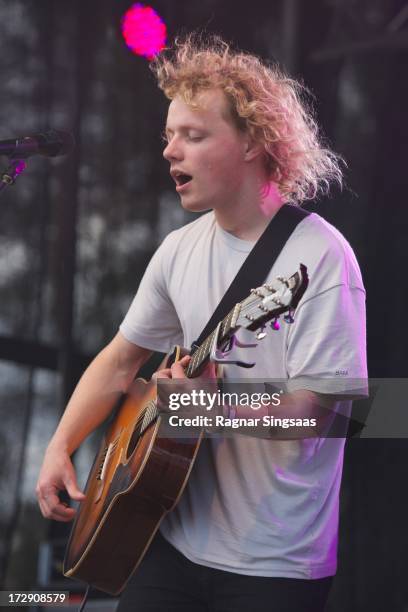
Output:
top-left (65, 477), bottom-right (86, 502)
top-left (171, 354), bottom-right (191, 377)
top-left (36, 484), bottom-right (78, 522)
top-left (154, 356), bottom-right (216, 382)
top-left (152, 368), bottom-right (172, 381)
top-left (37, 492), bottom-right (80, 521)
top-left (178, 355), bottom-right (191, 365)
top-left (36, 452), bottom-right (86, 522)
top-left (153, 355), bottom-right (191, 381)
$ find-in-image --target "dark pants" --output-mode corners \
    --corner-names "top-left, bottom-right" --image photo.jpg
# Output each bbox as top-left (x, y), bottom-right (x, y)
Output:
top-left (117, 532), bottom-right (333, 612)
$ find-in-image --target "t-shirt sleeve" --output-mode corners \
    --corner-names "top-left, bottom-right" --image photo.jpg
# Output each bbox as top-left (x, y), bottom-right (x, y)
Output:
top-left (285, 284), bottom-right (368, 398)
top-left (119, 239), bottom-right (183, 353)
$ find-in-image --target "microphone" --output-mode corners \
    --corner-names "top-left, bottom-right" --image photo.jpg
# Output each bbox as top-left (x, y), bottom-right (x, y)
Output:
top-left (0, 129), bottom-right (74, 158)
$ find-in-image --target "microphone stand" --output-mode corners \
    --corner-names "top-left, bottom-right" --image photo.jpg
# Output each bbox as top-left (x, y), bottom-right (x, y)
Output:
top-left (0, 158), bottom-right (27, 194)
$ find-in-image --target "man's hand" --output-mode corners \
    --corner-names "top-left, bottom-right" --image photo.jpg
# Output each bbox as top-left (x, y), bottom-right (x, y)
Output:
top-left (154, 355), bottom-right (218, 415)
top-left (36, 444), bottom-right (86, 522)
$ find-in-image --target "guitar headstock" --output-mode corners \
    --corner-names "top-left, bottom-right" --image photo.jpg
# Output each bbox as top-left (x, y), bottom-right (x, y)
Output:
top-left (235, 264), bottom-right (308, 333)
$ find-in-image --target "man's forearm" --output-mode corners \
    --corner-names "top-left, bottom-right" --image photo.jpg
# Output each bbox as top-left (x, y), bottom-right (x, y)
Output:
top-left (48, 339), bottom-right (149, 455)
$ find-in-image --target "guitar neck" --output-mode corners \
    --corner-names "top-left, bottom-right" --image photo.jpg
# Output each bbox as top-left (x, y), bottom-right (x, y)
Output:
top-left (185, 306), bottom-right (236, 378)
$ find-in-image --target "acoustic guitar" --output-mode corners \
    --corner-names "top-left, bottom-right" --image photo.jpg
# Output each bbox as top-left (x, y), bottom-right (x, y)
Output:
top-left (63, 264), bottom-right (308, 594)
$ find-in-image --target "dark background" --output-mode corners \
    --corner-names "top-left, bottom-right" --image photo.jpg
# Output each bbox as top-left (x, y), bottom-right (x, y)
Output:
top-left (0, 0), bottom-right (407, 610)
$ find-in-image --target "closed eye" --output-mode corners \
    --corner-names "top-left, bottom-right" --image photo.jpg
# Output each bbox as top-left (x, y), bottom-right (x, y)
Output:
top-left (187, 135), bottom-right (203, 142)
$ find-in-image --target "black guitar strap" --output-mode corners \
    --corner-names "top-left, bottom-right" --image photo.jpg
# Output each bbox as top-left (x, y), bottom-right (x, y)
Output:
top-left (191, 203), bottom-right (310, 353)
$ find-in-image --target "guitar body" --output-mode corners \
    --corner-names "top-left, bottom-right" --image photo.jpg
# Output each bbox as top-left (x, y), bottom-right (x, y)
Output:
top-left (63, 348), bottom-right (203, 595)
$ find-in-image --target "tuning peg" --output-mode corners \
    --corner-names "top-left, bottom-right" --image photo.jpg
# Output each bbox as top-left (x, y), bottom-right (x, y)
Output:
top-left (277, 275), bottom-right (289, 287)
top-left (284, 309), bottom-right (295, 324)
top-left (256, 326), bottom-right (267, 340)
top-left (270, 317), bottom-right (280, 331)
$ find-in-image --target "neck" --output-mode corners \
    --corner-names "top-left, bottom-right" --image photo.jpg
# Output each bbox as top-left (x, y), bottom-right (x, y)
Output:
top-left (214, 182), bottom-right (285, 242)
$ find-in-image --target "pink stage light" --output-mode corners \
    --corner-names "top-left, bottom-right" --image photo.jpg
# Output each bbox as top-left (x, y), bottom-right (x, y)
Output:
top-left (121, 3), bottom-right (167, 60)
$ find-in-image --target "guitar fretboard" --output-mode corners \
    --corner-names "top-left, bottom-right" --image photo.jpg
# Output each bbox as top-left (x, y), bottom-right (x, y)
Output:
top-left (185, 305), bottom-right (237, 378)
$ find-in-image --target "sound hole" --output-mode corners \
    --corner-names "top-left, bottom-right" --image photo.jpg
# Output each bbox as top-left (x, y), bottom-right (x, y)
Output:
top-left (126, 416), bottom-right (144, 460)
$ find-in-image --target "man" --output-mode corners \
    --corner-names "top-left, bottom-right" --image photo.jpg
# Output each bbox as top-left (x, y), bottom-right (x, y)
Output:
top-left (37, 35), bottom-right (367, 611)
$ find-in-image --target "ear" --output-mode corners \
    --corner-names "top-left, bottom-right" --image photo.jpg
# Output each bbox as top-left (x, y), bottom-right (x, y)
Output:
top-left (243, 137), bottom-right (263, 162)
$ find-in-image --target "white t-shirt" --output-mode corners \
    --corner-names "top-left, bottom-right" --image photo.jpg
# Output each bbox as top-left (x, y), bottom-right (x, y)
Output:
top-left (120, 210), bottom-right (367, 579)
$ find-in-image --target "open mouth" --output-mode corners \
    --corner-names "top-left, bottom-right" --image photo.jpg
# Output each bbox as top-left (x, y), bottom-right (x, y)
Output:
top-left (173, 172), bottom-right (193, 187)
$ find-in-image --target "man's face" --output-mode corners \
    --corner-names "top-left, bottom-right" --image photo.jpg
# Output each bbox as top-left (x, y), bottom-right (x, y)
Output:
top-left (163, 89), bottom-right (248, 213)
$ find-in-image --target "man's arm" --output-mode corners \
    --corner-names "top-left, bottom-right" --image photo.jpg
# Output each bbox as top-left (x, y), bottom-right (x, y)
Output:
top-left (36, 332), bottom-right (152, 522)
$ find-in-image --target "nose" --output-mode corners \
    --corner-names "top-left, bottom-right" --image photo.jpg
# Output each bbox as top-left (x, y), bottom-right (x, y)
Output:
top-left (163, 136), bottom-right (183, 162)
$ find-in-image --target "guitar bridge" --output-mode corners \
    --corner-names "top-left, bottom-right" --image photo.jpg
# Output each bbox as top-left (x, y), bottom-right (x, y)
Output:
top-left (96, 436), bottom-right (120, 482)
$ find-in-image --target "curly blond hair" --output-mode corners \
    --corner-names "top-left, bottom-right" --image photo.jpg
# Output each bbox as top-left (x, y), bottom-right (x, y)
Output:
top-left (151, 34), bottom-right (344, 204)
